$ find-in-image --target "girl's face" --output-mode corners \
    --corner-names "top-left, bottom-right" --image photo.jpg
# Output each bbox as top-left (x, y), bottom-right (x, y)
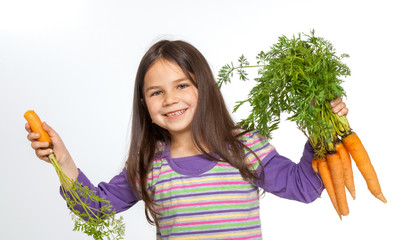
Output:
top-left (143, 59), bottom-right (198, 137)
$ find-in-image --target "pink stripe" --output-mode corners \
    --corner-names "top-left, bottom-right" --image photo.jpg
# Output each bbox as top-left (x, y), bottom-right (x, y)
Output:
top-left (218, 234), bottom-right (263, 240)
top-left (148, 169), bottom-right (174, 181)
top-left (147, 176), bottom-right (157, 181)
top-left (160, 216), bottom-right (259, 229)
top-left (249, 151), bottom-right (268, 164)
top-left (245, 138), bottom-right (261, 147)
top-left (155, 181), bottom-right (249, 194)
top-left (157, 198), bottom-right (258, 211)
top-left (160, 169), bottom-right (173, 175)
top-left (217, 163), bottom-right (233, 167)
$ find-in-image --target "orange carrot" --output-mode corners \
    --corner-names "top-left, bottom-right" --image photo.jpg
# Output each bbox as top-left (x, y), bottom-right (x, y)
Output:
top-left (317, 157), bottom-right (341, 219)
top-left (336, 141), bottom-right (356, 200)
top-left (342, 132), bottom-right (386, 203)
top-left (312, 159), bottom-right (318, 173)
top-left (326, 152), bottom-right (349, 216)
top-left (24, 110), bottom-right (51, 143)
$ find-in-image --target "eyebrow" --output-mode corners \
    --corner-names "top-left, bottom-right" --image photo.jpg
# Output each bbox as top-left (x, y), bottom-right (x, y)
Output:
top-left (144, 77), bottom-right (189, 93)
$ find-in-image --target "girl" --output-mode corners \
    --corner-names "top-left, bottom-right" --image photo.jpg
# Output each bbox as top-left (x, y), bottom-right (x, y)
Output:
top-left (26, 40), bottom-right (348, 239)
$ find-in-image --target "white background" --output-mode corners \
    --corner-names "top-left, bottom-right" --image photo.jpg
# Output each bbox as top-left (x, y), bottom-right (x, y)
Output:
top-left (1, 0), bottom-right (404, 239)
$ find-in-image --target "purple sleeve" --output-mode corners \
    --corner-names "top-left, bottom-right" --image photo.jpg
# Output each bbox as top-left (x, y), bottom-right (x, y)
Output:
top-left (60, 168), bottom-right (139, 214)
top-left (255, 141), bottom-right (324, 203)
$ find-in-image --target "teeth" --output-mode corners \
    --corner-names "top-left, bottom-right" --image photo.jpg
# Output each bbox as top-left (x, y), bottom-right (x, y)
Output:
top-left (166, 109), bottom-right (185, 117)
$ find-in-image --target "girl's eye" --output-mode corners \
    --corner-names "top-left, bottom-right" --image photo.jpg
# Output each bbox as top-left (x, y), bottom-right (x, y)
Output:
top-left (151, 91), bottom-right (162, 96)
top-left (178, 84), bottom-right (188, 89)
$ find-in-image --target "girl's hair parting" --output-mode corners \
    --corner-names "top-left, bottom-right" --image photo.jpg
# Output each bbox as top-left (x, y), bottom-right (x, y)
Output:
top-left (126, 40), bottom-right (260, 226)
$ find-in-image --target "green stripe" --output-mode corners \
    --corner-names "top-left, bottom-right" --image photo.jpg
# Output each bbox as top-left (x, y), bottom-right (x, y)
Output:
top-left (162, 201), bottom-right (259, 215)
top-left (160, 220), bottom-right (261, 234)
top-left (157, 167), bottom-right (241, 179)
top-left (209, 167), bottom-right (240, 172)
top-left (157, 171), bottom-right (180, 179)
top-left (157, 169), bottom-right (240, 180)
top-left (247, 139), bottom-right (266, 150)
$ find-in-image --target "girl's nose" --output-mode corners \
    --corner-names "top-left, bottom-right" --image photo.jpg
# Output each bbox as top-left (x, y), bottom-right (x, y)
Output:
top-left (163, 91), bottom-right (179, 106)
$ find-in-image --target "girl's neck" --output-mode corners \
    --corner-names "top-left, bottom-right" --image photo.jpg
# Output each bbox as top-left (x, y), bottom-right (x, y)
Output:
top-left (169, 131), bottom-right (206, 158)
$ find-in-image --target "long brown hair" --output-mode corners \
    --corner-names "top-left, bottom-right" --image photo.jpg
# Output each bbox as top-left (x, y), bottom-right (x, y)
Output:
top-left (126, 40), bottom-right (260, 226)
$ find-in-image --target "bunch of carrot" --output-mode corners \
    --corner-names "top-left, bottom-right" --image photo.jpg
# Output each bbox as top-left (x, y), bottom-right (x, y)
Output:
top-left (311, 117), bottom-right (387, 219)
top-left (217, 30), bottom-right (386, 219)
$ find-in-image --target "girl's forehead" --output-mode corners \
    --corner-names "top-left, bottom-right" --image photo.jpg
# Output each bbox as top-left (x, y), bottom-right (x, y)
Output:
top-left (149, 59), bottom-right (181, 73)
top-left (144, 59), bottom-right (190, 86)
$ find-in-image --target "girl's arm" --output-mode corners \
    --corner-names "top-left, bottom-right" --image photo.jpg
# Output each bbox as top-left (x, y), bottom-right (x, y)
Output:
top-left (254, 142), bottom-right (322, 203)
top-left (252, 98), bottom-right (348, 203)
top-left (62, 168), bottom-right (139, 214)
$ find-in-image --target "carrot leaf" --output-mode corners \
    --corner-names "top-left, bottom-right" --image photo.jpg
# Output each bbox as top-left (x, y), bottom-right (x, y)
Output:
top-left (218, 30), bottom-right (351, 157)
top-left (49, 154), bottom-right (125, 239)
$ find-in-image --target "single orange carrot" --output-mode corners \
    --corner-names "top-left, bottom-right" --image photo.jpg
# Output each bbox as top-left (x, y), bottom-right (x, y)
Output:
top-left (317, 157), bottom-right (341, 219)
top-left (342, 132), bottom-right (386, 203)
top-left (24, 110), bottom-right (51, 143)
top-left (336, 141), bottom-right (356, 200)
top-left (312, 159), bottom-right (318, 173)
top-left (326, 152), bottom-right (349, 216)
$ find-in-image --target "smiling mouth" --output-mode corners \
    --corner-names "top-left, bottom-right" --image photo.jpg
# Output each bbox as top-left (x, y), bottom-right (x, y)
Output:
top-left (165, 109), bottom-right (187, 117)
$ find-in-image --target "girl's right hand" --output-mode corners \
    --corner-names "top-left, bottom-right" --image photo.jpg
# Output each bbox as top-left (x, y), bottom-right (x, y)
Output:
top-left (26, 122), bottom-right (79, 180)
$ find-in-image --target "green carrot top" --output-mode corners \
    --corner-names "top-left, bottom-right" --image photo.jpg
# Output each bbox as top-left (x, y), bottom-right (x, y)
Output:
top-left (218, 30), bottom-right (351, 158)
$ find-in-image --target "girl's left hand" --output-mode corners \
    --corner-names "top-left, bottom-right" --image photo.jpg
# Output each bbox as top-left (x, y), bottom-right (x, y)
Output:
top-left (331, 97), bottom-right (348, 116)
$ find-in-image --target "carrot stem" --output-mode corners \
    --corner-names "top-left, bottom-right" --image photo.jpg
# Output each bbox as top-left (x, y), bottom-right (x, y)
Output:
top-left (49, 153), bottom-right (102, 220)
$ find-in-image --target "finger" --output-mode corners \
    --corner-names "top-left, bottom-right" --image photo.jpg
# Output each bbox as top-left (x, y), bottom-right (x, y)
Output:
top-left (330, 97), bottom-right (342, 107)
top-left (27, 132), bottom-right (40, 141)
top-left (332, 102), bottom-right (346, 114)
top-left (333, 104), bottom-right (349, 116)
top-left (337, 107), bottom-right (349, 116)
top-left (31, 141), bottom-right (50, 150)
top-left (25, 123), bottom-right (32, 133)
top-left (36, 149), bottom-right (53, 162)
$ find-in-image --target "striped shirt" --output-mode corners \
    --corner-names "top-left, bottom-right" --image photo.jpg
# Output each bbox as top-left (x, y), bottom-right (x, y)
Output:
top-left (148, 129), bottom-right (275, 239)
top-left (69, 129), bottom-right (323, 239)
